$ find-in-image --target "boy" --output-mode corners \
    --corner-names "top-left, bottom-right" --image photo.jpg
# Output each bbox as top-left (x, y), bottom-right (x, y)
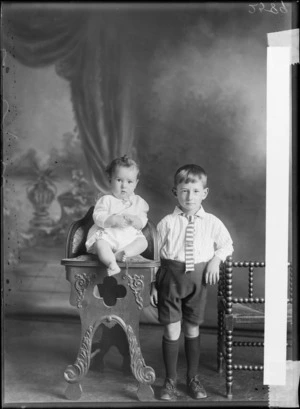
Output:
top-left (150, 164), bottom-right (233, 401)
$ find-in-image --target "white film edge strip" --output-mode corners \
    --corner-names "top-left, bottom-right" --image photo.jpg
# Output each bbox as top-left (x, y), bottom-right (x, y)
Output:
top-left (264, 45), bottom-right (291, 385)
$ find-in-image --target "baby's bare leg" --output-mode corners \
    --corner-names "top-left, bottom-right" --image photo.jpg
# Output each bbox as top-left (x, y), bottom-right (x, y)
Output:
top-left (115, 236), bottom-right (148, 262)
top-left (94, 239), bottom-right (121, 276)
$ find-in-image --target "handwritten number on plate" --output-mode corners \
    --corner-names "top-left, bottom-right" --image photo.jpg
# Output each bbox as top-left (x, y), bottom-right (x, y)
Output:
top-left (279, 1), bottom-right (288, 13)
top-left (265, 3), bottom-right (279, 14)
top-left (249, 1), bottom-right (287, 14)
top-left (249, 3), bottom-right (258, 13)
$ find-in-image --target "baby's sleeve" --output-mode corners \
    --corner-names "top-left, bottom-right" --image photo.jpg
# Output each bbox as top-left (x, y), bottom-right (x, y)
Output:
top-left (93, 196), bottom-right (111, 228)
top-left (136, 197), bottom-right (149, 228)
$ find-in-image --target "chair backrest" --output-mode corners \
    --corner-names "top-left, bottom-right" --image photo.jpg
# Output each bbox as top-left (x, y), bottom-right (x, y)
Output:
top-left (140, 219), bottom-right (159, 261)
top-left (65, 206), bottom-right (159, 261)
top-left (65, 206), bottom-right (94, 258)
top-left (219, 256), bottom-right (293, 304)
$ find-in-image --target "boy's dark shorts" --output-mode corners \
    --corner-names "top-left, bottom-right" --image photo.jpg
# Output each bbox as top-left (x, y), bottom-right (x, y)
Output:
top-left (156, 259), bottom-right (208, 326)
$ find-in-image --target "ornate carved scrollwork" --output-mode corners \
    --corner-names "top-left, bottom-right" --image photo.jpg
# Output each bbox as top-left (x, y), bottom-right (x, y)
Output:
top-left (123, 273), bottom-right (144, 310)
top-left (98, 315), bottom-right (156, 385)
top-left (64, 324), bottom-right (95, 383)
top-left (74, 273), bottom-right (95, 308)
top-left (126, 325), bottom-right (155, 385)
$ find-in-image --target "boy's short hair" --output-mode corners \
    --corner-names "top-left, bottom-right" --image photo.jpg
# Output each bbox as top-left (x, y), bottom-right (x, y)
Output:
top-left (174, 164), bottom-right (207, 188)
top-left (105, 155), bottom-right (140, 178)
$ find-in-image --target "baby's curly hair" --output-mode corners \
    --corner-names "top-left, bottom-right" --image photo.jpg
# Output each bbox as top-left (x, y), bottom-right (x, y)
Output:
top-left (105, 155), bottom-right (140, 178)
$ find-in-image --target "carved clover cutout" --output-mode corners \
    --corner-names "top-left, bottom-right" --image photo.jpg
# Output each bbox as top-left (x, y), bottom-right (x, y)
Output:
top-left (96, 276), bottom-right (127, 306)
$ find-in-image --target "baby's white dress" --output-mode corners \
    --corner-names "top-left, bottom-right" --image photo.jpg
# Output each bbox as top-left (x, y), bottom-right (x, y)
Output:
top-left (85, 194), bottom-right (149, 254)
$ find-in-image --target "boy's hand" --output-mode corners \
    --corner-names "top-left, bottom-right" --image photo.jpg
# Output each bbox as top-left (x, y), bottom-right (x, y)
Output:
top-left (123, 214), bottom-right (143, 230)
top-left (150, 282), bottom-right (158, 308)
top-left (205, 256), bottom-right (221, 285)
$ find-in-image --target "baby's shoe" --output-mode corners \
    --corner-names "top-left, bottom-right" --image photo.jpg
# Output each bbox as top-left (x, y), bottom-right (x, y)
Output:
top-left (160, 378), bottom-right (179, 401)
top-left (187, 375), bottom-right (207, 399)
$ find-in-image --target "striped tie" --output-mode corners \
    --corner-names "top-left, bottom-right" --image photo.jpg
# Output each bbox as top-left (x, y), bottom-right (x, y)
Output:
top-left (185, 215), bottom-right (195, 272)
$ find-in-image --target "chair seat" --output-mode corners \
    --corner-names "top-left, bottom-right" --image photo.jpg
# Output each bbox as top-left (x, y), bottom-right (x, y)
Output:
top-left (61, 253), bottom-right (160, 268)
top-left (232, 302), bottom-right (292, 324)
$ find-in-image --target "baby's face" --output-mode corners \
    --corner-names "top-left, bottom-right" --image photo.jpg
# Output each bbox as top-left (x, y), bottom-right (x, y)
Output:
top-left (110, 166), bottom-right (138, 200)
top-left (174, 178), bottom-right (208, 215)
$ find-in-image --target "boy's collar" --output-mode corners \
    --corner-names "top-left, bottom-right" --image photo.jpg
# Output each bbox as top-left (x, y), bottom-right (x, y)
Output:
top-left (173, 205), bottom-right (206, 218)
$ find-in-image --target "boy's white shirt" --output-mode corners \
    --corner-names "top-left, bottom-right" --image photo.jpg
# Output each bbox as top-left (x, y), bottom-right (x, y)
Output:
top-left (157, 205), bottom-right (234, 263)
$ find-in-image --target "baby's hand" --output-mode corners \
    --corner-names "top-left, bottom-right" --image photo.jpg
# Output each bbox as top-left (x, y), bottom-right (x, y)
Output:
top-left (112, 215), bottom-right (129, 228)
top-left (123, 214), bottom-right (143, 230)
top-left (205, 256), bottom-right (221, 285)
top-left (123, 214), bottom-right (134, 223)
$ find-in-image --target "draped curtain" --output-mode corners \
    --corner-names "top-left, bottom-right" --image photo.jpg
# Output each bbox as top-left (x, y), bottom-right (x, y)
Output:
top-left (3, 5), bottom-right (138, 193)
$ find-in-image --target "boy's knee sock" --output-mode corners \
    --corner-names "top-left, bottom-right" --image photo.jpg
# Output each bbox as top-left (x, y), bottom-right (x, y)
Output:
top-left (185, 335), bottom-right (200, 380)
top-left (162, 336), bottom-right (180, 381)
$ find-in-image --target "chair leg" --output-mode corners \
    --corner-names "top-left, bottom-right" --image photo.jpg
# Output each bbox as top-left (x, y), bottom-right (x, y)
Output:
top-left (217, 308), bottom-right (224, 373)
top-left (225, 329), bottom-right (233, 399)
top-left (125, 322), bottom-right (156, 401)
top-left (64, 323), bottom-right (97, 400)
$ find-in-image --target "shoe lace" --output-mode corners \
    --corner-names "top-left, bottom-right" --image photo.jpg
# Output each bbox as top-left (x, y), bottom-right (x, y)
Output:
top-left (189, 377), bottom-right (203, 391)
top-left (165, 379), bottom-right (176, 391)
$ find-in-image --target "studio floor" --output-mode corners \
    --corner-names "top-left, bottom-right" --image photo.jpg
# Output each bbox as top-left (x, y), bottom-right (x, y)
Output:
top-left (3, 316), bottom-right (268, 407)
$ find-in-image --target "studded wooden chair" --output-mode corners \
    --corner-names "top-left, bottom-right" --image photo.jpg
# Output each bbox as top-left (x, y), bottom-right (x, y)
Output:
top-left (217, 256), bottom-right (293, 398)
top-left (61, 206), bottom-right (160, 401)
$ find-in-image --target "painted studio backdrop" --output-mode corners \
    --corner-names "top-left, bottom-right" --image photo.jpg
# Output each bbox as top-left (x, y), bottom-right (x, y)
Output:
top-left (3, 3), bottom-right (292, 327)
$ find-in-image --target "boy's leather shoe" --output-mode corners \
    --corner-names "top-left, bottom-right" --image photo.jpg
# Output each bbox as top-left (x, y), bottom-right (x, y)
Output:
top-left (160, 378), bottom-right (179, 400)
top-left (187, 375), bottom-right (207, 399)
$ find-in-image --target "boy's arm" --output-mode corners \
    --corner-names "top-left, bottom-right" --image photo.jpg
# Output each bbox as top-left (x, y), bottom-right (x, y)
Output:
top-left (206, 220), bottom-right (233, 285)
top-left (150, 218), bottom-right (168, 285)
top-left (150, 217), bottom-right (170, 304)
top-left (213, 220), bottom-right (234, 262)
top-left (150, 281), bottom-right (158, 307)
top-left (156, 217), bottom-right (169, 257)
top-left (205, 255), bottom-right (222, 285)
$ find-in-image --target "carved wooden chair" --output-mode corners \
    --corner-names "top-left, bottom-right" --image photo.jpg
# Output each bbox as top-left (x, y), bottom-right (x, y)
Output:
top-left (61, 206), bottom-right (160, 401)
top-left (217, 256), bottom-right (293, 398)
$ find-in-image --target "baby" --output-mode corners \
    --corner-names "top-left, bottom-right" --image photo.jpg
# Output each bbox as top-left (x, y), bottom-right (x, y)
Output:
top-left (85, 155), bottom-right (149, 276)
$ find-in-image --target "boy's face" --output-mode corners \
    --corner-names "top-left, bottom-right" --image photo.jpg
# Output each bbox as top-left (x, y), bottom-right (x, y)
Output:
top-left (174, 178), bottom-right (208, 215)
top-left (110, 165), bottom-right (138, 200)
